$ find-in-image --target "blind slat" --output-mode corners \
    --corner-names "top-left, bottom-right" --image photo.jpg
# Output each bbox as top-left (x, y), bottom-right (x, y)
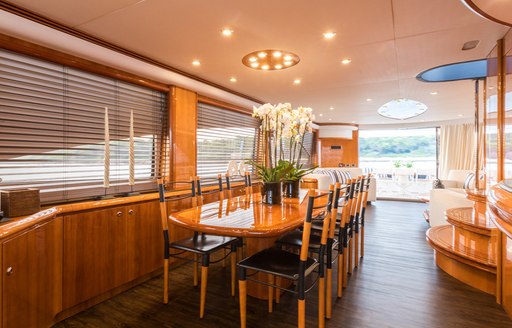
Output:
top-left (0, 49), bottom-right (167, 203)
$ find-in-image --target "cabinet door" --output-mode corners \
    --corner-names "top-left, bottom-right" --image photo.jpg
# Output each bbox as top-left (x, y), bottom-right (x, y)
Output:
top-left (63, 206), bottom-right (127, 308)
top-left (125, 201), bottom-right (163, 281)
top-left (2, 218), bottom-right (63, 328)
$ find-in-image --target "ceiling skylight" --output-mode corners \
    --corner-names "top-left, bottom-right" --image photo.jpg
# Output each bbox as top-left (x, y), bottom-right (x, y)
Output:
top-left (377, 98), bottom-right (427, 120)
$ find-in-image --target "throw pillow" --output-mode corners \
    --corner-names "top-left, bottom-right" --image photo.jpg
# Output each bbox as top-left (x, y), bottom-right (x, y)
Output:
top-left (432, 179), bottom-right (444, 189)
top-left (463, 172), bottom-right (476, 190)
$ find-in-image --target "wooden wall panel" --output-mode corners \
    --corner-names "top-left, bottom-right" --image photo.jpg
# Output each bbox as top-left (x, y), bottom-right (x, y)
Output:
top-left (319, 130), bottom-right (359, 167)
top-left (170, 86), bottom-right (198, 181)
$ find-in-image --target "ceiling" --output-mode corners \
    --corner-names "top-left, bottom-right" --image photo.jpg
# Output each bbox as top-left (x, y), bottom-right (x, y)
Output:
top-left (1, 0), bottom-right (510, 125)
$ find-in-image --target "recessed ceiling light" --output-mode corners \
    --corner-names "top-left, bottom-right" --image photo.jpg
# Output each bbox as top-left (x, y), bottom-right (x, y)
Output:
top-left (323, 32), bottom-right (336, 39)
top-left (319, 113), bottom-right (323, 117)
top-left (250, 62), bottom-right (259, 68)
top-left (341, 58), bottom-right (352, 65)
top-left (230, 77), bottom-right (237, 82)
top-left (366, 98), bottom-right (372, 102)
top-left (329, 107), bottom-right (334, 110)
top-left (430, 91), bottom-right (438, 95)
top-left (221, 28), bottom-right (234, 36)
top-left (192, 60), bottom-right (201, 66)
top-left (242, 50), bottom-right (300, 71)
top-left (458, 114), bottom-right (463, 117)
top-left (328, 118), bottom-right (332, 121)
top-left (351, 121), bottom-right (356, 123)
top-left (293, 79), bottom-right (301, 85)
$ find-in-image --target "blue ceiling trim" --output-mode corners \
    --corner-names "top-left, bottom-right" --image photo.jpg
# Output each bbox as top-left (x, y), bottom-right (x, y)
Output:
top-left (416, 59), bottom-right (487, 82)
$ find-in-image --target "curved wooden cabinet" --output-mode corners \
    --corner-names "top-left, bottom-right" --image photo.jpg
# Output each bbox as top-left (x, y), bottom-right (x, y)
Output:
top-left (488, 184), bottom-right (512, 318)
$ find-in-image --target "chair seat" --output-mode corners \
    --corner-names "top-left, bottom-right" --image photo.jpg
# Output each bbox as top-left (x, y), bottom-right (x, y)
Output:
top-left (171, 234), bottom-right (238, 254)
top-left (277, 229), bottom-right (338, 251)
top-left (238, 248), bottom-right (318, 280)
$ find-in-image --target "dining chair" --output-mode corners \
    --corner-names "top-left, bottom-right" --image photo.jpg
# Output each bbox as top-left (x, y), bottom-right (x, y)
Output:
top-left (238, 186), bottom-right (334, 328)
top-left (342, 178), bottom-right (356, 288)
top-left (346, 177), bottom-right (357, 275)
top-left (276, 182), bottom-right (347, 319)
top-left (359, 175), bottom-right (372, 259)
top-left (157, 177), bottom-right (239, 318)
top-left (353, 175), bottom-right (366, 269)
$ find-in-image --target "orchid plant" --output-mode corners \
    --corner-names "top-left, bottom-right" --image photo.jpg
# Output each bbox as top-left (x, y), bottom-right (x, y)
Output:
top-left (250, 103), bottom-right (316, 182)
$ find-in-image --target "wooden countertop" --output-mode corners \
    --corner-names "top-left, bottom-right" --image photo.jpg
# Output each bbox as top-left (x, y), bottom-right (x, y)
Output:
top-left (0, 182), bottom-right (247, 240)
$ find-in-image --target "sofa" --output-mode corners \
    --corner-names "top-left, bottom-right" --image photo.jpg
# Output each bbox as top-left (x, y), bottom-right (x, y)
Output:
top-left (304, 167), bottom-right (377, 202)
top-left (428, 169), bottom-right (475, 227)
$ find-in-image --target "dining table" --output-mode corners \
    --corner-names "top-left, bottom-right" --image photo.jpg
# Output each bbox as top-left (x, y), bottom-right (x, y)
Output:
top-left (168, 188), bottom-right (317, 299)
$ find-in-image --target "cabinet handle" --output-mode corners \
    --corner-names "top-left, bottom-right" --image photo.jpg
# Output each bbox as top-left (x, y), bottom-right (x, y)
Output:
top-left (116, 211), bottom-right (123, 217)
top-left (6, 267), bottom-right (13, 276)
top-left (128, 209), bottom-right (134, 215)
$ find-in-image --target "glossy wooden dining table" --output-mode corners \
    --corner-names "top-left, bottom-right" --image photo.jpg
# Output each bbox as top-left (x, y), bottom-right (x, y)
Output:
top-left (168, 189), bottom-right (316, 299)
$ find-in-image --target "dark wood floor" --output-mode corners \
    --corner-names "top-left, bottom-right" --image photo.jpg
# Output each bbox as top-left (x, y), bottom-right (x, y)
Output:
top-left (56, 201), bottom-right (512, 327)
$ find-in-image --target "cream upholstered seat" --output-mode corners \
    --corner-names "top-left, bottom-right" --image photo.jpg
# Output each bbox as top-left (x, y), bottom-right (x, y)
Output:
top-left (428, 170), bottom-right (474, 227)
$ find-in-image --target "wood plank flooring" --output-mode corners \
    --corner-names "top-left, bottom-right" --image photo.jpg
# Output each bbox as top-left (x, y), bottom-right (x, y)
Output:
top-left (55, 201), bottom-right (512, 327)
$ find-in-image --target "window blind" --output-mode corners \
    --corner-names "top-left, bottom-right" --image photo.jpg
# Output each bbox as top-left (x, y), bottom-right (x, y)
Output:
top-left (0, 49), bottom-right (167, 204)
top-left (277, 132), bottom-right (315, 167)
top-left (197, 103), bottom-right (260, 178)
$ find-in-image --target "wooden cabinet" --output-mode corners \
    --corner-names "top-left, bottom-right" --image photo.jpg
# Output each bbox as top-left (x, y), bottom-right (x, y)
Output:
top-left (63, 201), bottom-right (163, 308)
top-left (126, 201), bottom-right (163, 281)
top-left (2, 218), bottom-right (62, 328)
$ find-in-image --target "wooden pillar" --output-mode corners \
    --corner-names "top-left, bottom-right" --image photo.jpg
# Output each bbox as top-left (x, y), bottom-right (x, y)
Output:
top-left (170, 86), bottom-right (198, 181)
top-left (497, 39), bottom-right (505, 182)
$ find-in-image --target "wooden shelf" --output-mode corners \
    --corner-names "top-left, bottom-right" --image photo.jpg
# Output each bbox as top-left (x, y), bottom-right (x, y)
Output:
top-left (446, 207), bottom-right (496, 236)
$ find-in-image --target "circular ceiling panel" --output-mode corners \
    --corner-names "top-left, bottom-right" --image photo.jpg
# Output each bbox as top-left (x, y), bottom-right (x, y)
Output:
top-left (378, 98), bottom-right (427, 120)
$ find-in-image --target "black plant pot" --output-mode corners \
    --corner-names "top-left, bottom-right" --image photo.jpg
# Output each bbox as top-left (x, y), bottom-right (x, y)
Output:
top-left (282, 180), bottom-right (300, 198)
top-left (261, 182), bottom-right (282, 205)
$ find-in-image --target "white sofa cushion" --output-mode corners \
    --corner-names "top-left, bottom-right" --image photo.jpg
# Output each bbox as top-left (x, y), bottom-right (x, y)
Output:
top-left (429, 188), bottom-right (472, 226)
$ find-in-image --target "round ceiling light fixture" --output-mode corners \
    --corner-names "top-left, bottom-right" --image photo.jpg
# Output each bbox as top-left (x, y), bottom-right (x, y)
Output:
top-left (242, 50), bottom-right (300, 70)
top-left (377, 98), bottom-right (427, 120)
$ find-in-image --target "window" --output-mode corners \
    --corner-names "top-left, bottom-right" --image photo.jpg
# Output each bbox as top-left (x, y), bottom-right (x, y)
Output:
top-left (197, 103), bottom-right (260, 177)
top-left (278, 132), bottom-right (315, 167)
top-left (0, 49), bottom-right (167, 203)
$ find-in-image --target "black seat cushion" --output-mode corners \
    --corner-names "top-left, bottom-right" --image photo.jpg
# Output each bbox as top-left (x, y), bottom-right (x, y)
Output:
top-left (277, 229), bottom-right (322, 250)
top-left (171, 234), bottom-right (238, 254)
top-left (238, 248), bottom-right (318, 280)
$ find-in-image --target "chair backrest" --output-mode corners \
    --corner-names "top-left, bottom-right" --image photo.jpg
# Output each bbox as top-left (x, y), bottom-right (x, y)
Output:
top-left (340, 179), bottom-right (354, 228)
top-left (360, 175), bottom-right (371, 211)
top-left (328, 182), bottom-right (347, 239)
top-left (157, 177), bottom-right (198, 258)
top-left (196, 174), bottom-right (224, 205)
top-left (300, 185), bottom-right (334, 263)
top-left (225, 172), bottom-right (252, 198)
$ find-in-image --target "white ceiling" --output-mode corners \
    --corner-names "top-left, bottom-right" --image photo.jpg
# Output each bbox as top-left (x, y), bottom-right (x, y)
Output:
top-left (1, 0), bottom-right (510, 125)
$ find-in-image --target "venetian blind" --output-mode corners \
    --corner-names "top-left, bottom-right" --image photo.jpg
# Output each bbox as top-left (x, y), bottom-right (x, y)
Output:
top-left (278, 131), bottom-right (315, 167)
top-left (0, 49), bottom-right (167, 204)
top-left (197, 103), bottom-right (260, 178)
